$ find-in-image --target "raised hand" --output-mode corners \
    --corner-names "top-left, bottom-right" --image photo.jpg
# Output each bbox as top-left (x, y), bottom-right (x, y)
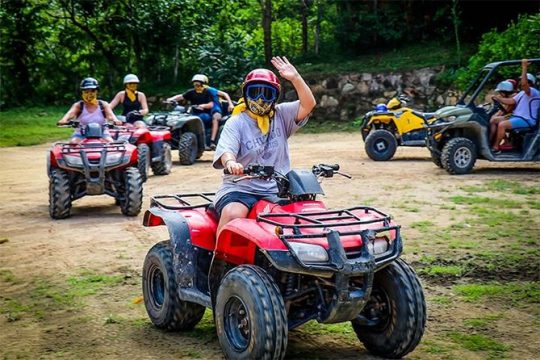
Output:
top-left (271, 56), bottom-right (299, 82)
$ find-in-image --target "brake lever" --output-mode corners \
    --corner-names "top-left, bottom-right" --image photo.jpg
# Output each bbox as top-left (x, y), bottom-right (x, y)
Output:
top-left (232, 175), bottom-right (256, 183)
top-left (336, 170), bottom-right (352, 179)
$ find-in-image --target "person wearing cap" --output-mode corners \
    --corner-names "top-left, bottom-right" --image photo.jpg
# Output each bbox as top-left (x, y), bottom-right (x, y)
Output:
top-left (491, 59), bottom-right (540, 152)
top-left (212, 56), bottom-right (316, 235)
top-left (58, 77), bottom-right (121, 143)
top-left (166, 74), bottom-right (214, 136)
top-left (489, 79), bottom-right (517, 145)
top-left (109, 74), bottom-right (149, 127)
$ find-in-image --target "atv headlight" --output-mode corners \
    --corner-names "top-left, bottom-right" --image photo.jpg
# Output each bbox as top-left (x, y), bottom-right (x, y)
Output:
top-left (105, 153), bottom-right (123, 165)
top-left (367, 238), bottom-right (389, 256)
top-left (290, 242), bottom-right (328, 263)
top-left (63, 155), bottom-right (83, 167)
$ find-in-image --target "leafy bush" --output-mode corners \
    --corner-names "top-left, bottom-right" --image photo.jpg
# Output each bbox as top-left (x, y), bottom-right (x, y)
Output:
top-left (457, 14), bottom-right (540, 88)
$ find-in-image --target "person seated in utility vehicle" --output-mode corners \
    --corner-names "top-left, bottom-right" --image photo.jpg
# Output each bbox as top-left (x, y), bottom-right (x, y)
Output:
top-left (489, 79), bottom-right (517, 146)
top-left (212, 56), bottom-right (316, 235)
top-left (166, 74), bottom-right (214, 135)
top-left (57, 77), bottom-right (122, 143)
top-left (491, 59), bottom-right (540, 152)
top-left (109, 73), bottom-right (149, 128)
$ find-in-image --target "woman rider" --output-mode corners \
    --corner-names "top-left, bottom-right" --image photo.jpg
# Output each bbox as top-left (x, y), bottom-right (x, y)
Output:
top-left (212, 56), bottom-right (316, 235)
top-left (57, 77), bottom-right (121, 143)
top-left (109, 74), bottom-right (149, 128)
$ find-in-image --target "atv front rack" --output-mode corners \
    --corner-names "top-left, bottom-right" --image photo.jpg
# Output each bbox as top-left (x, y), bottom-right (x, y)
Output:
top-left (150, 193), bottom-right (215, 210)
top-left (59, 141), bottom-right (127, 154)
top-left (259, 207), bottom-right (402, 273)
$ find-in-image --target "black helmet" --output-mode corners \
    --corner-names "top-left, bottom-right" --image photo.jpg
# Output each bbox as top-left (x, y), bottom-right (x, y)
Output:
top-left (80, 77), bottom-right (99, 90)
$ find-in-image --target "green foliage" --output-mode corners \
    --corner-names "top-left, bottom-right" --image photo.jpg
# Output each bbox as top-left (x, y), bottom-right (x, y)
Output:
top-left (457, 13), bottom-right (540, 87)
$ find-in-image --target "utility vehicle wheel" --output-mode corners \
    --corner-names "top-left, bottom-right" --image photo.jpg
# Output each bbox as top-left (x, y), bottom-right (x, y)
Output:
top-left (120, 167), bottom-right (143, 216)
top-left (142, 241), bottom-right (205, 330)
top-left (215, 265), bottom-right (287, 360)
top-left (430, 151), bottom-right (443, 168)
top-left (441, 137), bottom-right (477, 175)
top-left (151, 142), bottom-right (172, 175)
top-left (364, 129), bottom-right (398, 161)
top-left (49, 169), bottom-right (71, 219)
top-left (352, 259), bottom-right (426, 359)
top-left (137, 143), bottom-right (151, 182)
top-left (178, 132), bottom-right (198, 165)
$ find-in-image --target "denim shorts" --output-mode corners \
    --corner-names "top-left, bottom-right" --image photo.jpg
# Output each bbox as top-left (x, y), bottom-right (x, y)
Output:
top-left (214, 191), bottom-right (266, 215)
top-left (508, 116), bottom-right (535, 129)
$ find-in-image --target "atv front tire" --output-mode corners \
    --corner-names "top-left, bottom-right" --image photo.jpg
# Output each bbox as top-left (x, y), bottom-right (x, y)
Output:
top-left (352, 259), bottom-right (426, 359)
top-left (441, 137), bottom-right (477, 175)
top-left (142, 241), bottom-right (205, 330)
top-left (178, 132), bottom-right (198, 165)
top-left (215, 265), bottom-right (288, 360)
top-left (120, 167), bottom-right (142, 216)
top-left (49, 169), bottom-right (72, 219)
top-left (151, 142), bottom-right (172, 175)
top-left (137, 143), bottom-right (151, 182)
top-left (364, 129), bottom-right (398, 161)
top-left (430, 150), bottom-right (443, 168)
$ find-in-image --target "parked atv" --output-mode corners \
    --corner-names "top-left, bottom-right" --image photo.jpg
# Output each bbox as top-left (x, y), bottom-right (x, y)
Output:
top-left (109, 122), bottom-right (172, 182)
top-left (48, 122), bottom-right (143, 219)
top-left (145, 101), bottom-right (206, 165)
top-left (141, 164), bottom-right (426, 359)
top-left (426, 58), bottom-right (540, 174)
top-left (360, 95), bottom-right (436, 161)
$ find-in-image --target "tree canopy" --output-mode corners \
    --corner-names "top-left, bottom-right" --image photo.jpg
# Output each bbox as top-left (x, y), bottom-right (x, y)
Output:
top-left (0, 0), bottom-right (538, 108)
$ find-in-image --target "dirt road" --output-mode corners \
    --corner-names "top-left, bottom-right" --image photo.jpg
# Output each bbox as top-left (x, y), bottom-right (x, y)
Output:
top-left (1, 132), bottom-right (539, 359)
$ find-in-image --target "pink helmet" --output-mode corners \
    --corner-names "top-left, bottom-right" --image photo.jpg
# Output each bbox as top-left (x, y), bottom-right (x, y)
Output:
top-left (242, 69), bottom-right (281, 99)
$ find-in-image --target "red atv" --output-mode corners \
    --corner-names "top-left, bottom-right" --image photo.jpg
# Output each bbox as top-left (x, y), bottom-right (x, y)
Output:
top-left (110, 121), bottom-right (172, 182)
top-left (141, 164), bottom-right (426, 359)
top-left (48, 122), bottom-right (143, 219)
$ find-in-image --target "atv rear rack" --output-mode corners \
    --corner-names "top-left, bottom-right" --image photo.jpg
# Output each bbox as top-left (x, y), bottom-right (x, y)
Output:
top-left (150, 193), bottom-right (215, 210)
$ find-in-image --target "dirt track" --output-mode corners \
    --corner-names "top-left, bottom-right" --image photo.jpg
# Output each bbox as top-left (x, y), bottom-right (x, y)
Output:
top-left (1, 132), bottom-right (539, 359)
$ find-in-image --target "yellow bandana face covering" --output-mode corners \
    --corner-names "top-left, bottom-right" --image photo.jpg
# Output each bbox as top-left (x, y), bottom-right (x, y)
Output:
top-left (193, 82), bottom-right (203, 93)
top-left (232, 98), bottom-right (274, 135)
top-left (125, 84), bottom-right (137, 101)
top-left (82, 90), bottom-right (98, 105)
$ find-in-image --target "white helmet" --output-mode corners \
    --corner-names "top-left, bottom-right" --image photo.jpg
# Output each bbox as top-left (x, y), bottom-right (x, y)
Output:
top-left (495, 80), bottom-right (514, 93)
top-left (191, 74), bottom-right (206, 84)
top-left (123, 74), bottom-right (140, 84)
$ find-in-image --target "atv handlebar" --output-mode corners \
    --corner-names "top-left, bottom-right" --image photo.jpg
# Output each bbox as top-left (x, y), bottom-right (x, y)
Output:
top-left (224, 163), bottom-right (351, 181)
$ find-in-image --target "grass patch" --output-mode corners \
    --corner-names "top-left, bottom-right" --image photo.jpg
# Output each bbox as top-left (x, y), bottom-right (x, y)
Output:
top-left (420, 265), bottom-right (464, 277)
top-left (449, 196), bottom-right (522, 209)
top-left (460, 180), bottom-right (539, 195)
top-left (430, 295), bottom-right (453, 305)
top-left (410, 220), bottom-right (435, 232)
top-left (0, 106), bottom-right (71, 147)
top-left (0, 269), bottom-right (19, 283)
top-left (302, 120), bottom-right (358, 133)
top-left (448, 332), bottom-right (510, 358)
top-left (464, 314), bottom-right (503, 328)
top-left (454, 282), bottom-right (540, 304)
top-left (300, 320), bottom-right (354, 336)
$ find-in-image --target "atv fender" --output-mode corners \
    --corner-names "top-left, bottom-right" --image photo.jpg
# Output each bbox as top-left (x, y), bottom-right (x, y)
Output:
top-left (215, 218), bottom-right (288, 265)
top-left (143, 208), bottom-right (196, 292)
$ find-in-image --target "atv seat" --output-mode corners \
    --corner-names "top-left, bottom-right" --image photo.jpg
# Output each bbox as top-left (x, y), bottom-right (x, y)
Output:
top-left (263, 195), bottom-right (291, 206)
top-left (206, 203), bottom-right (219, 222)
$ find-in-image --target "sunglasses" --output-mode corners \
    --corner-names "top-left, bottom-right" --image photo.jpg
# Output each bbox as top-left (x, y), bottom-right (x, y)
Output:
top-left (246, 84), bottom-right (278, 102)
top-left (193, 82), bottom-right (203, 88)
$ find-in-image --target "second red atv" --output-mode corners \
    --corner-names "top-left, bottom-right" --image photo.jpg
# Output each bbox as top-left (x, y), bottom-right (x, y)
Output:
top-left (48, 122), bottom-right (143, 219)
top-left (141, 164), bottom-right (426, 359)
top-left (109, 122), bottom-right (172, 182)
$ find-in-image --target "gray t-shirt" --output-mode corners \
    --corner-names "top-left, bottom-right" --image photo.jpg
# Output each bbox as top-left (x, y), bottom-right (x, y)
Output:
top-left (213, 100), bottom-right (308, 204)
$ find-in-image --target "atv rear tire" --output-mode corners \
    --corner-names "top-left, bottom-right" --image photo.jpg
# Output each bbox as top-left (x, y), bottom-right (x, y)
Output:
top-left (178, 132), bottom-right (198, 165)
top-left (151, 142), bottom-right (172, 175)
top-left (120, 167), bottom-right (142, 216)
top-left (441, 137), bottom-right (477, 175)
top-left (365, 129), bottom-right (398, 161)
top-left (215, 265), bottom-right (287, 360)
top-left (142, 241), bottom-right (205, 330)
top-left (137, 143), bottom-right (151, 182)
top-left (49, 169), bottom-right (71, 219)
top-left (352, 259), bottom-right (426, 359)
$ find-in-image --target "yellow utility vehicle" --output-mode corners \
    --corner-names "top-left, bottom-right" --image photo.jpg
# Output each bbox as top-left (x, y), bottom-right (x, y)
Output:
top-left (360, 96), bottom-right (435, 161)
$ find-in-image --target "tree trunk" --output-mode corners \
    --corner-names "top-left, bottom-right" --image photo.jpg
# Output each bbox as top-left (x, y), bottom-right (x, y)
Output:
top-left (314, 0), bottom-right (322, 56)
top-left (261, 0), bottom-right (273, 67)
top-left (301, 0), bottom-right (309, 55)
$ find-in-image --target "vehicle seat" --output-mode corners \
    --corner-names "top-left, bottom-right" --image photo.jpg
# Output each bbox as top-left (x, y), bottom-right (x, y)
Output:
top-left (263, 195), bottom-right (291, 206)
top-left (206, 203), bottom-right (219, 222)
